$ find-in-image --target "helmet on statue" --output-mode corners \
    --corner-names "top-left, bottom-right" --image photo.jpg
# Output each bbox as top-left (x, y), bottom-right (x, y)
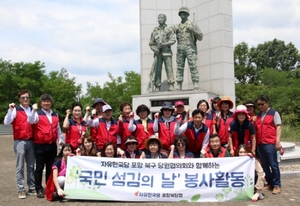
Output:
top-left (178, 7), bottom-right (190, 16)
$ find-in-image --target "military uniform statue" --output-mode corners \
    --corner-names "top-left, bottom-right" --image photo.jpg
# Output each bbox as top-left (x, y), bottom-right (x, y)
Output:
top-left (148, 14), bottom-right (176, 92)
top-left (173, 7), bottom-right (203, 90)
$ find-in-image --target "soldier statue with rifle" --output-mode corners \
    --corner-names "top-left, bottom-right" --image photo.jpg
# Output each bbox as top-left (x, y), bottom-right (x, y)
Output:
top-left (148, 13), bottom-right (176, 92)
top-left (173, 7), bottom-right (203, 90)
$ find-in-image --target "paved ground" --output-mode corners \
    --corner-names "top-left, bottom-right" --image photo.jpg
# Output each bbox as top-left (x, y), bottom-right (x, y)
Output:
top-left (0, 135), bottom-right (300, 206)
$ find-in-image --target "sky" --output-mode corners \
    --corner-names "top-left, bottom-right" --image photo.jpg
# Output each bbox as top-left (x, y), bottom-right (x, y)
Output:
top-left (1, 0), bottom-right (300, 95)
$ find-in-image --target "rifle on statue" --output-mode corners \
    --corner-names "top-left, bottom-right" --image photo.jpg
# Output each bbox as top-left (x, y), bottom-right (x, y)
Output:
top-left (147, 32), bottom-right (166, 93)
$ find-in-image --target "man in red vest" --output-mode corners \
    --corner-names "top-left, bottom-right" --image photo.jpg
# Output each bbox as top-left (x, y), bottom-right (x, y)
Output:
top-left (255, 95), bottom-right (282, 195)
top-left (28, 94), bottom-right (62, 198)
top-left (4, 89), bottom-right (35, 199)
top-left (174, 109), bottom-right (210, 158)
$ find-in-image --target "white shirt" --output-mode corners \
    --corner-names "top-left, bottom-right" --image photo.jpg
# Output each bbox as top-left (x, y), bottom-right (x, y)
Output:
top-left (4, 105), bottom-right (31, 125)
top-left (174, 122), bottom-right (209, 150)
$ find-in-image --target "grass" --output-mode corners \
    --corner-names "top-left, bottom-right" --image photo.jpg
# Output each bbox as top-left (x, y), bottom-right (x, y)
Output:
top-left (281, 125), bottom-right (300, 143)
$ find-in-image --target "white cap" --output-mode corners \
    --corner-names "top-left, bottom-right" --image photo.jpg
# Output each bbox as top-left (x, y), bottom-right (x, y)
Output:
top-left (102, 104), bottom-right (112, 112)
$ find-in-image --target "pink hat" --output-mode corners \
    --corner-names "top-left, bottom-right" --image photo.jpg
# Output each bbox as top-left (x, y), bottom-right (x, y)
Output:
top-left (233, 105), bottom-right (248, 119)
top-left (175, 100), bottom-right (184, 107)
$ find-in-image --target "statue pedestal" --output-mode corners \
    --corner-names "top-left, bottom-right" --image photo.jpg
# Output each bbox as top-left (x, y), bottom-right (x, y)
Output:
top-left (132, 89), bottom-right (217, 118)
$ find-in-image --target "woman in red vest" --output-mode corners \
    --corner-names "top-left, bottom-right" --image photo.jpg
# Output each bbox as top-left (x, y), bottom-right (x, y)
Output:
top-left (63, 102), bottom-right (86, 153)
top-left (197, 99), bottom-right (216, 135)
top-left (128, 104), bottom-right (154, 150)
top-left (228, 105), bottom-right (256, 156)
top-left (153, 101), bottom-right (177, 157)
top-left (217, 96), bottom-right (234, 148)
top-left (117, 102), bottom-right (133, 150)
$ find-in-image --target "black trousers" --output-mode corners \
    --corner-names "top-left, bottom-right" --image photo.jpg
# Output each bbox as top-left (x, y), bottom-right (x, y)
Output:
top-left (34, 143), bottom-right (57, 191)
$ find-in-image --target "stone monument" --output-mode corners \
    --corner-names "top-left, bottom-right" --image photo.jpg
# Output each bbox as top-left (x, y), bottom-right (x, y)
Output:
top-left (133, 0), bottom-right (235, 114)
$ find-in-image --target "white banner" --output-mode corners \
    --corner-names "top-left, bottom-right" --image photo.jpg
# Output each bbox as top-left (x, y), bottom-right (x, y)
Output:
top-left (64, 156), bottom-right (254, 202)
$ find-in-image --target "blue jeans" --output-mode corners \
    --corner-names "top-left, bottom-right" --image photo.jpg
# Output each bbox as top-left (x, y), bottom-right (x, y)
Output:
top-left (14, 140), bottom-right (35, 192)
top-left (257, 144), bottom-right (281, 187)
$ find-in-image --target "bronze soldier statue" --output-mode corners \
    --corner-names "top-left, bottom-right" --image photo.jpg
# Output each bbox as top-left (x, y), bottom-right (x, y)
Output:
top-left (148, 14), bottom-right (176, 92)
top-left (173, 7), bottom-right (203, 90)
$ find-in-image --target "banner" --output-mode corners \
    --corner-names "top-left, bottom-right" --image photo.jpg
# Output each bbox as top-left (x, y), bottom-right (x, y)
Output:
top-left (64, 156), bottom-right (254, 202)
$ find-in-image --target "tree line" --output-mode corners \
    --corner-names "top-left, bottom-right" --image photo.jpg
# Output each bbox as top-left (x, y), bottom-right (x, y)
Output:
top-left (1, 38), bottom-right (300, 126)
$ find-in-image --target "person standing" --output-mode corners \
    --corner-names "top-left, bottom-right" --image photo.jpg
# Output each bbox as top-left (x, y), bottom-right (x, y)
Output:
top-left (128, 104), bottom-right (154, 150)
top-left (217, 96), bottom-right (234, 148)
top-left (174, 109), bottom-right (209, 158)
top-left (63, 102), bottom-right (86, 153)
top-left (255, 95), bottom-right (282, 195)
top-left (84, 98), bottom-right (107, 142)
top-left (153, 101), bottom-right (177, 156)
top-left (228, 105), bottom-right (256, 156)
top-left (90, 104), bottom-right (120, 152)
top-left (28, 94), bottom-right (62, 198)
top-left (4, 89), bottom-right (35, 199)
top-left (149, 13), bottom-right (176, 92)
top-left (172, 7), bottom-right (203, 90)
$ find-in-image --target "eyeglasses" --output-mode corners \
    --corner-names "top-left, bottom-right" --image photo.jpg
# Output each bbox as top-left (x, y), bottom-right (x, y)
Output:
top-left (257, 103), bottom-right (265, 106)
top-left (176, 143), bottom-right (186, 146)
top-left (20, 96), bottom-right (30, 100)
top-left (139, 109), bottom-right (147, 112)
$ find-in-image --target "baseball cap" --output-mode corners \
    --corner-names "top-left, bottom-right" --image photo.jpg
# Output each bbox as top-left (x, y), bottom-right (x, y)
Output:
top-left (102, 104), bottom-right (112, 112)
top-left (175, 100), bottom-right (184, 107)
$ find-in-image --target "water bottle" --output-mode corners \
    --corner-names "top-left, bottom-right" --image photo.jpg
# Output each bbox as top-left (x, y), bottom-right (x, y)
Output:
top-left (277, 151), bottom-right (281, 162)
top-left (247, 140), bottom-right (251, 148)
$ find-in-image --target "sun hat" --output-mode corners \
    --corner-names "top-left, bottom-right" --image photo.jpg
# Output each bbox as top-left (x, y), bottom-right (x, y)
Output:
top-left (175, 100), bottom-right (184, 107)
top-left (160, 101), bottom-right (174, 112)
top-left (124, 137), bottom-right (138, 145)
top-left (217, 96), bottom-right (234, 109)
top-left (91, 98), bottom-right (107, 108)
top-left (102, 104), bottom-right (112, 112)
top-left (144, 135), bottom-right (162, 150)
top-left (233, 105), bottom-right (248, 119)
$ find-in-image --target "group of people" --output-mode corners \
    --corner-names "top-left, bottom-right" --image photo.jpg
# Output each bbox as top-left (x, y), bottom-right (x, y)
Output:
top-left (4, 89), bottom-right (282, 202)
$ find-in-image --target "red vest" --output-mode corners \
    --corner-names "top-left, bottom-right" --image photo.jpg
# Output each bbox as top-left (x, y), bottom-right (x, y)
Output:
top-left (218, 112), bottom-right (234, 144)
top-left (256, 109), bottom-right (277, 144)
top-left (33, 110), bottom-right (59, 144)
top-left (203, 112), bottom-right (214, 136)
top-left (133, 119), bottom-right (154, 150)
top-left (205, 147), bottom-right (227, 158)
top-left (96, 118), bottom-right (118, 149)
top-left (65, 118), bottom-right (86, 151)
top-left (157, 118), bottom-right (176, 150)
top-left (118, 117), bottom-right (132, 150)
top-left (230, 120), bottom-right (252, 154)
top-left (12, 106), bottom-right (33, 140)
top-left (183, 122), bottom-right (209, 153)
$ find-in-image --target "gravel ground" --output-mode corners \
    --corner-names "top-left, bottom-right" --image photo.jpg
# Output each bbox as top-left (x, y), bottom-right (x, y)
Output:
top-left (280, 164), bottom-right (300, 172)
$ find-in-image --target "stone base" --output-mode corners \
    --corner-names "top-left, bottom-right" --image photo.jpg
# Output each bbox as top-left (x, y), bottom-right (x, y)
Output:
top-left (132, 89), bottom-right (217, 118)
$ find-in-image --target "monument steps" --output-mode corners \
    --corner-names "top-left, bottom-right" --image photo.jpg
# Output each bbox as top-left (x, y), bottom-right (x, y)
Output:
top-left (280, 142), bottom-right (300, 166)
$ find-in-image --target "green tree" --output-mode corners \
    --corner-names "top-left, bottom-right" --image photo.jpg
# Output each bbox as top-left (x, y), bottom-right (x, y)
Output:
top-left (234, 42), bottom-right (260, 84)
top-left (41, 68), bottom-right (82, 118)
top-left (0, 59), bottom-right (46, 121)
top-left (250, 39), bottom-right (300, 71)
top-left (80, 71), bottom-right (141, 118)
top-left (0, 59), bottom-right (82, 123)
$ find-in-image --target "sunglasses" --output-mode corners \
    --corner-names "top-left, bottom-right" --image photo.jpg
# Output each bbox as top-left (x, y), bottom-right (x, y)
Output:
top-left (176, 143), bottom-right (186, 146)
top-left (20, 96), bottom-right (30, 100)
top-left (257, 103), bottom-right (265, 106)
